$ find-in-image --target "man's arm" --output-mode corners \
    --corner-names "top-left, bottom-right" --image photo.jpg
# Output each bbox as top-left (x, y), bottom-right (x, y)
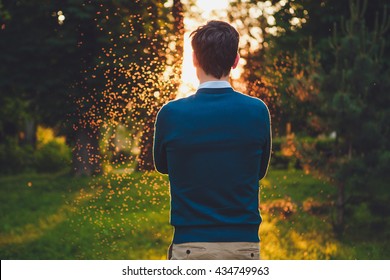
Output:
top-left (259, 105), bottom-right (272, 180)
top-left (153, 106), bottom-right (169, 174)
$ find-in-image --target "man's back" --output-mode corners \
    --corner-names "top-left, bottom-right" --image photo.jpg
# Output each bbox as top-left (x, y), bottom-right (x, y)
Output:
top-left (154, 86), bottom-right (271, 244)
top-left (153, 20), bottom-right (271, 259)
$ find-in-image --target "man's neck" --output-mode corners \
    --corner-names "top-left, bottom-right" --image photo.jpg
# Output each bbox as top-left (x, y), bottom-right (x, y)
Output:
top-left (197, 68), bottom-right (230, 84)
top-left (198, 76), bottom-right (230, 84)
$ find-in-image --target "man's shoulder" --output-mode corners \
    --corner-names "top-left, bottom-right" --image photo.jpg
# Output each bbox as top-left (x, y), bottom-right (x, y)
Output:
top-left (234, 91), bottom-right (269, 110)
top-left (159, 95), bottom-right (195, 112)
top-left (157, 96), bottom-right (192, 119)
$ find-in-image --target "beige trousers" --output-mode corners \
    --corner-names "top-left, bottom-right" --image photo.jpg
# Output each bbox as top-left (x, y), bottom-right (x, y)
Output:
top-left (168, 242), bottom-right (260, 260)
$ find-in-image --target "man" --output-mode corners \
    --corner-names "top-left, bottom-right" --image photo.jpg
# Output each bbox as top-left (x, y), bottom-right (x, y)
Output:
top-left (153, 20), bottom-right (271, 260)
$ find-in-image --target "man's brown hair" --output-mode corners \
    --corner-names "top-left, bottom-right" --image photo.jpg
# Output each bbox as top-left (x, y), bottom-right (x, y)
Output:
top-left (190, 20), bottom-right (239, 79)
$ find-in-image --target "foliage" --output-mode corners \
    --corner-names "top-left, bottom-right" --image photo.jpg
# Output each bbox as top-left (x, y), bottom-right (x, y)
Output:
top-left (229, 0), bottom-right (390, 235)
top-left (229, 0), bottom-right (336, 136)
top-left (0, 140), bottom-right (35, 174)
top-left (34, 141), bottom-right (71, 173)
top-left (316, 0), bottom-right (390, 233)
top-left (0, 127), bottom-right (71, 174)
top-left (0, 0), bottom-right (185, 175)
top-left (271, 151), bottom-right (291, 170)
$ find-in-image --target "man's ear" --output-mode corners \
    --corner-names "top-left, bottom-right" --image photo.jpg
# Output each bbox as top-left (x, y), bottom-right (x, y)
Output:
top-left (192, 52), bottom-right (199, 67)
top-left (232, 53), bottom-right (240, 69)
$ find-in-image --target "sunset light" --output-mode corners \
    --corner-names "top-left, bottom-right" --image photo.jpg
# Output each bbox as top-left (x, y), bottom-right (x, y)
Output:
top-left (177, 0), bottom-right (271, 98)
top-left (177, 0), bottom-right (233, 98)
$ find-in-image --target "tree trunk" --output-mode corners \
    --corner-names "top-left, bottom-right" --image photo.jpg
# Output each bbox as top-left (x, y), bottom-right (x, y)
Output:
top-left (72, 124), bottom-right (102, 176)
top-left (172, 0), bottom-right (184, 79)
top-left (334, 182), bottom-right (345, 236)
top-left (20, 119), bottom-right (37, 147)
top-left (136, 119), bottom-right (155, 171)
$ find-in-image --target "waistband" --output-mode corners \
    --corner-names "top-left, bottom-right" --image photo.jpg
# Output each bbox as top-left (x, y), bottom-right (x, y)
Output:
top-left (173, 224), bottom-right (260, 244)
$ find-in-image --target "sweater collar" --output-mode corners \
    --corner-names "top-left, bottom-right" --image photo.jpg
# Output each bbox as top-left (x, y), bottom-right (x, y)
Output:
top-left (196, 87), bottom-right (235, 95)
top-left (198, 81), bottom-right (231, 89)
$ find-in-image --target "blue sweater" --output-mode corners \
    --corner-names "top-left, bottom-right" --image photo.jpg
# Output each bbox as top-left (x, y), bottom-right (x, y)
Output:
top-left (153, 87), bottom-right (271, 244)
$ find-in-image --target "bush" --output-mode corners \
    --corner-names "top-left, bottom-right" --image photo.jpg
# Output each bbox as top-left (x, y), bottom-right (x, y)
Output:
top-left (270, 151), bottom-right (290, 169)
top-left (315, 138), bottom-right (335, 156)
top-left (293, 136), bottom-right (337, 171)
top-left (259, 197), bottom-right (297, 218)
top-left (271, 137), bottom-right (301, 170)
top-left (34, 141), bottom-right (71, 173)
top-left (0, 139), bottom-right (35, 174)
top-left (272, 137), bottom-right (283, 152)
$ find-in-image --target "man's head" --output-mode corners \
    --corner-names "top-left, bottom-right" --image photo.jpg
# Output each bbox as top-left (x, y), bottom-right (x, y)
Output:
top-left (190, 20), bottom-right (239, 79)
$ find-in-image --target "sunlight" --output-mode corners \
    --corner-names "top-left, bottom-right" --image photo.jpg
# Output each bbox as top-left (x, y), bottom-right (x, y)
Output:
top-left (177, 0), bottom-right (233, 98)
top-left (177, 31), bottom-right (198, 99)
top-left (177, 0), bottom-right (278, 98)
top-left (198, 0), bottom-right (229, 9)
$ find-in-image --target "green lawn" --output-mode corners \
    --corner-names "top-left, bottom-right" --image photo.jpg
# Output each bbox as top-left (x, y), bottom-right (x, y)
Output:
top-left (0, 169), bottom-right (388, 259)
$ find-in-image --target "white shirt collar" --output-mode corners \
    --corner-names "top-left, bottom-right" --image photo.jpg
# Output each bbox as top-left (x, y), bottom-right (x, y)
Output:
top-left (198, 81), bottom-right (231, 89)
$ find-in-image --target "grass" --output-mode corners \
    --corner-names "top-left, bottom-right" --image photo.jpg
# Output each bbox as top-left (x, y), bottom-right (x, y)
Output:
top-left (0, 168), bottom-right (389, 259)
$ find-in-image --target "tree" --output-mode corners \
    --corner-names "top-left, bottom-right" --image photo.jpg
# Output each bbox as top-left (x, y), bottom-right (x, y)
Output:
top-left (319, 0), bottom-right (390, 234)
top-left (136, 0), bottom-right (185, 171)
top-left (228, 0), bottom-right (390, 235)
top-left (228, 0), bottom-right (350, 136)
top-left (0, 0), bottom-right (73, 145)
top-left (68, 0), bottom-right (185, 174)
top-left (0, 0), bottom-right (184, 175)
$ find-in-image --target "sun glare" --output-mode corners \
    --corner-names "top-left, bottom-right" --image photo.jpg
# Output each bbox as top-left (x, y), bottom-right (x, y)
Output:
top-left (196, 0), bottom-right (230, 14)
top-left (177, 0), bottom-right (232, 99)
top-left (177, 0), bottom-right (278, 98)
top-left (177, 32), bottom-right (198, 99)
